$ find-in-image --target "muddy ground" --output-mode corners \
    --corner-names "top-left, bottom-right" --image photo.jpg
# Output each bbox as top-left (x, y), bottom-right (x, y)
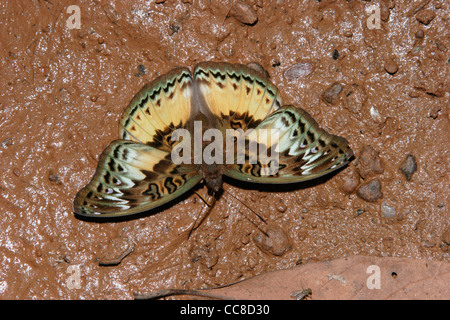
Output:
top-left (0, 0), bottom-right (448, 299)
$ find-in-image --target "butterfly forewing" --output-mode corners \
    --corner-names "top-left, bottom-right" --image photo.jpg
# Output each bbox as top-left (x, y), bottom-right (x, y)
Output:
top-left (224, 105), bottom-right (353, 184)
top-left (193, 62), bottom-right (283, 131)
top-left (119, 67), bottom-right (193, 151)
top-left (74, 140), bottom-right (201, 217)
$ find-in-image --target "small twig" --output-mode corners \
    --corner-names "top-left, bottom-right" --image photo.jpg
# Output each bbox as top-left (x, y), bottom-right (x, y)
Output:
top-left (98, 242), bottom-right (135, 266)
top-left (134, 273), bottom-right (264, 300)
top-left (134, 289), bottom-right (234, 300)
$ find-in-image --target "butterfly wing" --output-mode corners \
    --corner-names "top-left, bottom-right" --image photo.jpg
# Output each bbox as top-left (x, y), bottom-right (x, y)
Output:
top-left (74, 140), bottom-right (201, 218)
top-left (119, 67), bottom-right (193, 152)
top-left (224, 105), bottom-right (354, 184)
top-left (193, 62), bottom-right (282, 131)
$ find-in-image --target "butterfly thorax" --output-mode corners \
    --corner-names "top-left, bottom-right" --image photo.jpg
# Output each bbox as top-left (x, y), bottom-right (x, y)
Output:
top-left (200, 162), bottom-right (223, 193)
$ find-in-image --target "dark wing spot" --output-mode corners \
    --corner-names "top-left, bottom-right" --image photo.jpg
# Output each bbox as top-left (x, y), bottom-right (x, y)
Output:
top-left (285, 111), bottom-right (296, 123)
top-left (108, 159), bottom-right (115, 171)
top-left (164, 177), bottom-right (177, 194)
top-left (143, 183), bottom-right (160, 200)
top-left (104, 171), bottom-right (111, 184)
top-left (319, 139), bottom-right (326, 147)
top-left (122, 148), bottom-right (129, 161)
top-left (281, 116), bottom-right (290, 127)
top-left (130, 106), bottom-right (138, 116)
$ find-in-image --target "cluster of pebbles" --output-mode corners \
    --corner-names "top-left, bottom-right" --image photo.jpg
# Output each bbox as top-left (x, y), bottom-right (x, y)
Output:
top-left (341, 145), bottom-right (417, 218)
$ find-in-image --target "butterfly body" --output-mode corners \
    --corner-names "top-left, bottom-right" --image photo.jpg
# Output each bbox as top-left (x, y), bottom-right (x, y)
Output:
top-left (74, 62), bottom-right (353, 218)
top-left (200, 162), bottom-right (224, 194)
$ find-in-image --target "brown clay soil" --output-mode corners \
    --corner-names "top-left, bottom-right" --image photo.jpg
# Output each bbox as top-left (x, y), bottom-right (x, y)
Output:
top-left (0, 0), bottom-right (448, 299)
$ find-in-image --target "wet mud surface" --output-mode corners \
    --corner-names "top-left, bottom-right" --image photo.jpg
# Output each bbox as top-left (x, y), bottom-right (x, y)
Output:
top-left (0, 0), bottom-right (448, 299)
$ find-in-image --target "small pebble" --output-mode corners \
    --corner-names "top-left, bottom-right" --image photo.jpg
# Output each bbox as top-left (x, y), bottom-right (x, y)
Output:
top-left (399, 154), bottom-right (417, 181)
top-left (276, 199), bottom-right (287, 213)
top-left (384, 59), bottom-right (399, 74)
top-left (415, 30), bottom-right (424, 39)
top-left (416, 9), bottom-right (436, 25)
top-left (355, 145), bottom-right (384, 179)
top-left (408, 90), bottom-right (420, 98)
top-left (169, 24), bottom-right (180, 36)
top-left (1, 138), bottom-right (13, 147)
top-left (379, 2), bottom-right (391, 21)
top-left (380, 201), bottom-right (396, 218)
top-left (246, 62), bottom-right (270, 78)
top-left (340, 166), bottom-right (360, 194)
top-left (356, 179), bottom-right (383, 202)
top-left (321, 82), bottom-right (343, 104)
top-left (253, 224), bottom-right (292, 256)
top-left (435, 39), bottom-right (448, 52)
top-left (332, 49), bottom-right (339, 60)
top-left (48, 169), bottom-right (62, 184)
top-left (135, 64), bottom-right (146, 77)
top-left (284, 61), bottom-right (316, 81)
top-left (229, 2), bottom-right (258, 25)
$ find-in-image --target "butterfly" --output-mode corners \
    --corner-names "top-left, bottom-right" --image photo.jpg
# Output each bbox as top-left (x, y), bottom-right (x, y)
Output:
top-left (74, 62), bottom-right (353, 218)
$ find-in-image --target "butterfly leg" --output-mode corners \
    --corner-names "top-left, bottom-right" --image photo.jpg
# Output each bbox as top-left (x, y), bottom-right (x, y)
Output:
top-left (194, 190), bottom-right (216, 207)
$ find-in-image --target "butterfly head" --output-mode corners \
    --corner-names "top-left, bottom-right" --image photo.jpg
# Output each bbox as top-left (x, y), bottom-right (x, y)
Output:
top-left (201, 163), bottom-right (223, 194)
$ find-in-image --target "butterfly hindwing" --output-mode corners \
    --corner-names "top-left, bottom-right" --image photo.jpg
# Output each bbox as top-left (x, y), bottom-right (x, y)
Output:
top-left (74, 140), bottom-right (201, 217)
top-left (193, 62), bottom-right (283, 131)
top-left (224, 105), bottom-right (354, 184)
top-left (119, 67), bottom-right (193, 151)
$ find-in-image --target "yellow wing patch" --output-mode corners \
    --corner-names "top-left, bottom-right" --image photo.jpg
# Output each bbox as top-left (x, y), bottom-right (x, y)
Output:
top-left (194, 62), bottom-right (283, 131)
top-left (119, 67), bottom-right (193, 151)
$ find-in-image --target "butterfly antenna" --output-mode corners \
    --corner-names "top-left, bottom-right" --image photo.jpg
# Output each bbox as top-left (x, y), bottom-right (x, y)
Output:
top-left (188, 192), bottom-right (217, 239)
top-left (223, 189), bottom-right (269, 237)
